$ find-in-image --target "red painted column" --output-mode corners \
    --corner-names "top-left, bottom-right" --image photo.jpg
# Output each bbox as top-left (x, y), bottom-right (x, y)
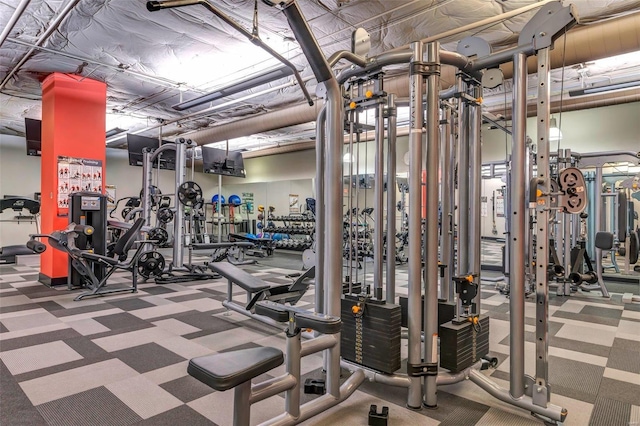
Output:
top-left (39, 73), bottom-right (106, 285)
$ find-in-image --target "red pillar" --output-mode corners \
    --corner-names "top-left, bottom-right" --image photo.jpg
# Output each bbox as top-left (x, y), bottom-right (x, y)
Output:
top-left (39, 73), bottom-right (106, 285)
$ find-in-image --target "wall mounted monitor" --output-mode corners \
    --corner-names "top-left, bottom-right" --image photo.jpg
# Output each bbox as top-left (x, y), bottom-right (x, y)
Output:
top-left (202, 146), bottom-right (246, 178)
top-left (126, 134), bottom-right (176, 170)
top-left (25, 118), bottom-right (42, 156)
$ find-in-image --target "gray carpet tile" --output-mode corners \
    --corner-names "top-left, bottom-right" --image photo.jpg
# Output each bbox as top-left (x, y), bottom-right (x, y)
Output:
top-left (37, 386), bottom-right (142, 426)
top-left (112, 343), bottom-right (186, 373)
top-left (549, 335), bottom-right (612, 358)
top-left (624, 302), bottom-right (640, 311)
top-left (606, 347), bottom-right (640, 374)
top-left (437, 403), bottom-right (491, 426)
top-left (107, 298), bottom-right (157, 311)
top-left (589, 396), bottom-right (632, 426)
top-left (581, 305), bottom-right (624, 319)
top-left (37, 301), bottom-right (65, 312)
top-left (93, 312), bottom-right (154, 331)
top-left (0, 322), bottom-right (8, 333)
top-left (547, 356), bottom-right (605, 403)
top-left (613, 337), bottom-right (640, 352)
top-left (135, 404), bottom-right (218, 426)
top-left (597, 378), bottom-right (640, 406)
top-left (173, 311), bottom-right (240, 334)
top-left (551, 309), bottom-right (621, 326)
top-left (142, 286), bottom-right (178, 295)
top-left (0, 360), bottom-right (47, 426)
top-left (0, 328), bottom-right (82, 352)
top-left (159, 375), bottom-right (216, 403)
top-left (50, 302), bottom-right (117, 318)
top-left (166, 292), bottom-right (212, 303)
top-left (13, 351), bottom-right (114, 383)
top-left (0, 303), bottom-right (44, 315)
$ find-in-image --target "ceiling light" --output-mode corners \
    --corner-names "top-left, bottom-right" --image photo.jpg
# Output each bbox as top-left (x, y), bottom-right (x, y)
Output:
top-left (105, 127), bottom-right (126, 138)
top-left (568, 80), bottom-right (640, 97)
top-left (343, 153), bottom-right (353, 163)
top-left (549, 117), bottom-right (562, 142)
top-left (173, 65), bottom-right (295, 111)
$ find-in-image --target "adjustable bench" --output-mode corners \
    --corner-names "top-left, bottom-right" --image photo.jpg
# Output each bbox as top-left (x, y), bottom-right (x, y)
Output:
top-left (187, 300), bottom-right (343, 426)
top-left (209, 262), bottom-right (313, 311)
top-left (191, 241), bottom-right (256, 265)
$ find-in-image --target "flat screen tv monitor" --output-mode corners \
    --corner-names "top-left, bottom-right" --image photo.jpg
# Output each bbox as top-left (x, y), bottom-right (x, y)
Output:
top-left (202, 146), bottom-right (246, 178)
top-left (25, 118), bottom-right (42, 156)
top-left (126, 134), bottom-right (176, 170)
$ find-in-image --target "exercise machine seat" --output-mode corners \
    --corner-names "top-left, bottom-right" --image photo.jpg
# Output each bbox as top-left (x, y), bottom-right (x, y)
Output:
top-left (209, 262), bottom-right (271, 292)
top-left (595, 232), bottom-right (614, 251)
top-left (188, 347), bottom-right (284, 391)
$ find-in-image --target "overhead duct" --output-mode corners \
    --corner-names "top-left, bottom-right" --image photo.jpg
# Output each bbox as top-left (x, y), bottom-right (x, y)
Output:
top-left (186, 11), bottom-right (640, 148)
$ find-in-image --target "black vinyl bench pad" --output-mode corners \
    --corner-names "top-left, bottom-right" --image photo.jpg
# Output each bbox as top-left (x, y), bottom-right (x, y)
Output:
top-left (192, 242), bottom-right (254, 250)
top-left (209, 262), bottom-right (271, 292)
top-left (188, 347), bottom-right (284, 391)
top-left (255, 301), bottom-right (342, 335)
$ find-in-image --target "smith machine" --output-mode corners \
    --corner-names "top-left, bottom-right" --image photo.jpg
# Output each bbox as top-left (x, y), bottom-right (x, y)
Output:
top-left (147, 1), bottom-right (578, 425)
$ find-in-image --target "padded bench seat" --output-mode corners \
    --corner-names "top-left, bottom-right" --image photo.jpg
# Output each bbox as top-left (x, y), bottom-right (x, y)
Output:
top-left (209, 262), bottom-right (271, 293)
top-left (191, 242), bottom-right (254, 250)
top-left (188, 347), bottom-right (284, 391)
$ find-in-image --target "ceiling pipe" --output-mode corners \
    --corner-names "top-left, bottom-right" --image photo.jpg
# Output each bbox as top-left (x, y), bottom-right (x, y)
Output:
top-left (0, 0), bottom-right (81, 91)
top-left (0, 0), bottom-right (32, 50)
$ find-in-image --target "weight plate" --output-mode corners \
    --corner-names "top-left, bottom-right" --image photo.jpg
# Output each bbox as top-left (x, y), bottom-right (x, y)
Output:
top-left (178, 181), bottom-right (203, 207)
top-left (148, 227), bottom-right (169, 246)
top-left (157, 207), bottom-right (174, 224)
top-left (140, 186), bottom-right (162, 207)
top-left (138, 251), bottom-right (165, 279)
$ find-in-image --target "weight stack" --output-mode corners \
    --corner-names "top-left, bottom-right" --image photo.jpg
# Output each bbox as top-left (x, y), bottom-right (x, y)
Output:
top-left (398, 296), bottom-right (459, 332)
top-left (439, 316), bottom-right (490, 373)
top-left (341, 296), bottom-right (401, 374)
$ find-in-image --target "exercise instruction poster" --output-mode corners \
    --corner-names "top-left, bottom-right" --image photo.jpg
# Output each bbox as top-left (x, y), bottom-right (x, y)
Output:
top-left (57, 156), bottom-right (103, 216)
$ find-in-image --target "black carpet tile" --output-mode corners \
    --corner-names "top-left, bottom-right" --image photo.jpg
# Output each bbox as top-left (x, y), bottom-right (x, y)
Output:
top-left (112, 343), bottom-right (186, 374)
top-left (0, 360), bottom-right (47, 426)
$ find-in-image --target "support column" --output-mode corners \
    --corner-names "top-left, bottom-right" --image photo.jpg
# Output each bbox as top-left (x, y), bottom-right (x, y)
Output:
top-left (315, 107), bottom-right (326, 314)
top-left (373, 102), bottom-right (385, 300)
top-left (386, 94), bottom-right (397, 304)
top-left (440, 105), bottom-right (453, 301)
top-left (423, 41), bottom-right (441, 409)
top-left (469, 86), bottom-right (483, 312)
top-left (407, 40), bottom-right (424, 410)
top-left (509, 52), bottom-right (527, 399)
top-left (39, 73), bottom-right (106, 285)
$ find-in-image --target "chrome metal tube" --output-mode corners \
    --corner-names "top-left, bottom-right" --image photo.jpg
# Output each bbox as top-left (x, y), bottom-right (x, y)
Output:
top-left (373, 102), bottom-right (385, 300)
top-left (328, 50), bottom-right (367, 67)
top-left (250, 374), bottom-right (296, 404)
top-left (386, 94), bottom-right (397, 304)
top-left (300, 334), bottom-right (336, 357)
top-left (440, 106), bottom-right (453, 300)
top-left (285, 333), bottom-right (301, 418)
top-left (509, 52), bottom-right (527, 399)
top-left (423, 41), bottom-right (440, 409)
top-left (469, 87), bottom-right (483, 312)
top-left (436, 361), bottom-right (481, 386)
top-left (141, 150), bottom-right (153, 226)
top-left (468, 370), bottom-right (567, 423)
top-left (534, 47), bottom-right (551, 402)
top-left (315, 107), bottom-right (326, 314)
top-left (172, 139), bottom-right (187, 268)
top-left (457, 79), bottom-right (470, 276)
top-left (234, 381), bottom-right (251, 426)
top-left (340, 359), bottom-right (411, 388)
top-left (0, 0), bottom-right (32, 50)
top-left (407, 41), bottom-right (424, 410)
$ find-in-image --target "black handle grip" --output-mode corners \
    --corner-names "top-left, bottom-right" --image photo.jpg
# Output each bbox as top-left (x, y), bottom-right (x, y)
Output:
top-left (255, 301), bottom-right (289, 322)
top-left (295, 312), bottom-right (341, 335)
top-left (26, 240), bottom-right (46, 253)
top-left (73, 225), bottom-right (94, 236)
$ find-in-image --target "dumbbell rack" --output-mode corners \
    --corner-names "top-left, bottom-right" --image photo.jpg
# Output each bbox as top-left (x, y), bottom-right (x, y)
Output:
top-left (264, 215), bottom-right (315, 251)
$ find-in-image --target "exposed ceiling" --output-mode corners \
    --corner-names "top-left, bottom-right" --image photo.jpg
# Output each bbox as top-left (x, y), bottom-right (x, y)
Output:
top-left (1, 0), bottom-right (640, 154)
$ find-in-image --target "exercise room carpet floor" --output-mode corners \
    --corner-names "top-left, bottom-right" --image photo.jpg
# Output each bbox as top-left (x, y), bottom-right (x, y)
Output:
top-left (1, 254), bottom-right (639, 426)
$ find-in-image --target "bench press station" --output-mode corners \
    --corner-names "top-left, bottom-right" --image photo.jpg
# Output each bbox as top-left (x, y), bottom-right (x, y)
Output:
top-left (209, 261), bottom-right (314, 324)
top-left (187, 300), bottom-right (363, 426)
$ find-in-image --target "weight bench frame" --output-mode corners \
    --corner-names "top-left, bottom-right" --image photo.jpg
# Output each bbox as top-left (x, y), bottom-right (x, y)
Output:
top-left (209, 262), bottom-right (314, 317)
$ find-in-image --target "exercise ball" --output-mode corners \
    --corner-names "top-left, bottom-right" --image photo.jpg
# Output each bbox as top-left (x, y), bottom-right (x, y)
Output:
top-left (228, 194), bottom-right (241, 205)
top-left (211, 194), bottom-right (225, 204)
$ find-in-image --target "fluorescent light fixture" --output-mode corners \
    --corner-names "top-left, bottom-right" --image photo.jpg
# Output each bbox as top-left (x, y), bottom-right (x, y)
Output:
top-left (549, 117), bottom-right (562, 142)
top-left (173, 65), bottom-right (295, 111)
top-left (105, 127), bottom-right (126, 138)
top-left (343, 153), bottom-right (353, 163)
top-left (568, 80), bottom-right (640, 97)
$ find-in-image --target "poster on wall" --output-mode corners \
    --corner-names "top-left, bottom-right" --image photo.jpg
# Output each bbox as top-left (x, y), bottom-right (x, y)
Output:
top-left (289, 194), bottom-right (300, 214)
top-left (242, 192), bottom-right (254, 214)
top-left (57, 156), bottom-right (103, 216)
top-left (105, 185), bottom-right (117, 208)
top-left (481, 196), bottom-right (488, 217)
top-left (495, 195), bottom-right (505, 217)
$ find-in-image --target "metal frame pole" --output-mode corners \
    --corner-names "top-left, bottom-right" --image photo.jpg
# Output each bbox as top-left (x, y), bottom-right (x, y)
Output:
top-left (469, 86), bottom-right (483, 312)
top-left (509, 52), bottom-right (527, 399)
top-left (440, 104), bottom-right (453, 301)
top-left (142, 150), bottom-right (153, 226)
top-left (374, 102), bottom-right (385, 300)
top-left (407, 40), bottom-right (424, 410)
top-left (315, 107), bottom-right (326, 314)
top-left (386, 94), bottom-right (398, 304)
top-left (534, 46), bottom-right (551, 405)
top-left (457, 78), bottom-right (470, 276)
top-left (423, 41), bottom-right (440, 409)
top-left (173, 139), bottom-right (187, 268)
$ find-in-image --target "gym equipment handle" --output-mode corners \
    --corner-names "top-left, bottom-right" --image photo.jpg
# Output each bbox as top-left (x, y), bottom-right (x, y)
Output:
top-left (73, 225), bottom-right (95, 236)
top-left (26, 240), bottom-right (46, 253)
top-left (255, 301), bottom-right (342, 334)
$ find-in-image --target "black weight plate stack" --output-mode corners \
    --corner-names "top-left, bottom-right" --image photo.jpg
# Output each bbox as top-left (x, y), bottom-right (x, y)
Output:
top-left (398, 296), bottom-right (456, 334)
top-left (440, 316), bottom-right (490, 373)
top-left (341, 295), bottom-right (401, 374)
